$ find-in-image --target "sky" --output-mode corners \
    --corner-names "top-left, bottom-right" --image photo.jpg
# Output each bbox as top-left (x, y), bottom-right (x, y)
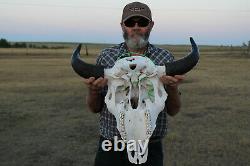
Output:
top-left (0, 0), bottom-right (249, 45)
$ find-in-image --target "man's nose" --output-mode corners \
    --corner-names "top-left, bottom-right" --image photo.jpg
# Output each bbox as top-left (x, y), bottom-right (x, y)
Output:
top-left (131, 23), bottom-right (140, 29)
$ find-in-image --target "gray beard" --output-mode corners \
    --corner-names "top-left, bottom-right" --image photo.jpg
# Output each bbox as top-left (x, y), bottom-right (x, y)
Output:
top-left (123, 31), bottom-right (150, 50)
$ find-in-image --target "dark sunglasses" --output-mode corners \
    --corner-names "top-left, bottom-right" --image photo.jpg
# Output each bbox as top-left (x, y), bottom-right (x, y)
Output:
top-left (124, 17), bottom-right (150, 27)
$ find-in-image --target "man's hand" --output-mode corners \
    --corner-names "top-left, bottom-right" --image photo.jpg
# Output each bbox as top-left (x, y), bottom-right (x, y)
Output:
top-left (83, 77), bottom-right (108, 95)
top-left (83, 77), bottom-right (108, 113)
top-left (160, 75), bottom-right (185, 116)
top-left (160, 75), bottom-right (185, 88)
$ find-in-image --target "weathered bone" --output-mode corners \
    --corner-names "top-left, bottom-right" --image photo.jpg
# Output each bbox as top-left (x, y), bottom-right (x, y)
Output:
top-left (104, 56), bottom-right (167, 164)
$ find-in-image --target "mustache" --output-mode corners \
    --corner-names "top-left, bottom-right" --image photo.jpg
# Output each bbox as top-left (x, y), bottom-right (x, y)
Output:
top-left (123, 30), bottom-right (150, 40)
top-left (130, 31), bottom-right (144, 36)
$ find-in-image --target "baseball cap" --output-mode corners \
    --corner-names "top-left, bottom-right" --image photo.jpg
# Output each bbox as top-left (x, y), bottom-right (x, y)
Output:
top-left (121, 2), bottom-right (152, 22)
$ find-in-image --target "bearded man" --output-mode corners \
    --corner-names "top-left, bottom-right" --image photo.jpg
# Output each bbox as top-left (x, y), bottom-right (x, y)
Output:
top-left (83, 2), bottom-right (184, 166)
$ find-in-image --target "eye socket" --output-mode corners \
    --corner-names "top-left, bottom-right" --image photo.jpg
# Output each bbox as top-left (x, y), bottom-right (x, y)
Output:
top-left (140, 66), bottom-right (146, 73)
top-left (158, 89), bottom-right (162, 97)
top-left (108, 93), bottom-right (112, 100)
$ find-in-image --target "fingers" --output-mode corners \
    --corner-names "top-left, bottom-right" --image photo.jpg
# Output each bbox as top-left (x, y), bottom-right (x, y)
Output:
top-left (92, 77), bottom-right (107, 88)
top-left (83, 77), bottom-right (95, 84)
top-left (174, 75), bottom-right (185, 83)
top-left (160, 75), bottom-right (185, 86)
top-left (102, 78), bottom-right (108, 87)
top-left (83, 77), bottom-right (108, 90)
top-left (174, 75), bottom-right (185, 80)
top-left (160, 76), bottom-right (177, 84)
top-left (165, 76), bottom-right (178, 82)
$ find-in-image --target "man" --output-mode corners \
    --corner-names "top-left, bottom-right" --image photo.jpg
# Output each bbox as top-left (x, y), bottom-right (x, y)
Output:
top-left (83, 2), bottom-right (184, 166)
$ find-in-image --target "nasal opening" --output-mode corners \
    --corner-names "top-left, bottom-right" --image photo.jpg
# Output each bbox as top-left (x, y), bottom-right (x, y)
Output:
top-left (129, 64), bottom-right (137, 70)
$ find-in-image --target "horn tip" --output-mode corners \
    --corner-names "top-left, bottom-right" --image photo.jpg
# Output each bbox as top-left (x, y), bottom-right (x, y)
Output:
top-left (77, 43), bottom-right (82, 50)
top-left (71, 43), bottom-right (82, 64)
top-left (189, 37), bottom-right (198, 50)
top-left (189, 37), bottom-right (195, 44)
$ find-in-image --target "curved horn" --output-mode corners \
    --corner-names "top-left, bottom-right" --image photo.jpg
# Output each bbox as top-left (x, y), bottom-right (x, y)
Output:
top-left (165, 37), bottom-right (199, 76)
top-left (71, 44), bottom-right (104, 79)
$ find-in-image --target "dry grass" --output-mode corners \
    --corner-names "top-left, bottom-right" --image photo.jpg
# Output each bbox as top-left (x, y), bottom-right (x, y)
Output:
top-left (0, 45), bottom-right (249, 166)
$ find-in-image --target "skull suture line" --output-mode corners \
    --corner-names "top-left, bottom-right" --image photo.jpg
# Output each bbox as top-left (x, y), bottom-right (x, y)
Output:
top-left (71, 37), bottom-right (200, 164)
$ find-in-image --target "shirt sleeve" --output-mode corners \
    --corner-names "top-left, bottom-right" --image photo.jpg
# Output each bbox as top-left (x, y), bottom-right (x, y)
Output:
top-left (95, 51), bottom-right (108, 97)
top-left (96, 52), bottom-right (103, 65)
top-left (167, 51), bottom-right (175, 62)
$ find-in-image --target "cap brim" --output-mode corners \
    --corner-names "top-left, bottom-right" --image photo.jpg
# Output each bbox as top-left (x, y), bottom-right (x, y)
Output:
top-left (122, 14), bottom-right (151, 22)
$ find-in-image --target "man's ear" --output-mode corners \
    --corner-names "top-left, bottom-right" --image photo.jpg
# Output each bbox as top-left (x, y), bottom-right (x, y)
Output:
top-left (149, 21), bottom-right (154, 30)
top-left (120, 22), bottom-right (125, 32)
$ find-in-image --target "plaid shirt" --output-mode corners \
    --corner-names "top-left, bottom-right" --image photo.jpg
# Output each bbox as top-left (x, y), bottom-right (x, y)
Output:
top-left (96, 42), bottom-right (174, 140)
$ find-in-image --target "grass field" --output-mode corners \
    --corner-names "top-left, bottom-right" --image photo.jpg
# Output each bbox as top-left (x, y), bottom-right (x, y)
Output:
top-left (0, 44), bottom-right (250, 166)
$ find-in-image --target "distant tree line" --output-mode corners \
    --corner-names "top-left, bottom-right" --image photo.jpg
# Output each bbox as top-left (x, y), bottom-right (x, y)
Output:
top-left (0, 38), bottom-right (28, 48)
top-left (1, 37), bottom-right (250, 56)
top-left (0, 38), bottom-right (66, 49)
top-left (0, 38), bottom-right (11, 48)
top-left (241, 41), bottom-right (250, 56)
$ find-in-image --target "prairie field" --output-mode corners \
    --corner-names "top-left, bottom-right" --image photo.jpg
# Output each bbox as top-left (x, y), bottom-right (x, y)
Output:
top-left (0, 44), bottom-right (249, 166)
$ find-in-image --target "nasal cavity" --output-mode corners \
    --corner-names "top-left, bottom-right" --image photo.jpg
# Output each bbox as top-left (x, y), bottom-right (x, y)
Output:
top-left (129, 64), bottom-right (137, 70)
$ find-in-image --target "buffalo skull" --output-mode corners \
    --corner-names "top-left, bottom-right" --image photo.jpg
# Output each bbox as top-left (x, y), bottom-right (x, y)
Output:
top-left (71, 37), bottom-right (199, 164)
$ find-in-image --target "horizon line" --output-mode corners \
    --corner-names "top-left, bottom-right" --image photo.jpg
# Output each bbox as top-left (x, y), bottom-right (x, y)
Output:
top-left (4, 39), bottom-right (245, 47)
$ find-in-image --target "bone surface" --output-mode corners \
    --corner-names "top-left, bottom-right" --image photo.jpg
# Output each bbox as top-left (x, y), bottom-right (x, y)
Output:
top-left (104, 56), bottom-right (167, 164)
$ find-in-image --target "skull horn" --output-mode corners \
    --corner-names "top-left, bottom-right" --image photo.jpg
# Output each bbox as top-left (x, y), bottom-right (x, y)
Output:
top-left (71, 44), bottom-right (104, 79)
top-left (165, 37), bottom-right (199, 76)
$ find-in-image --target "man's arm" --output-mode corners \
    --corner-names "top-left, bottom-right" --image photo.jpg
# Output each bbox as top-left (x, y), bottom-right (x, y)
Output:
top-left (86, 89), bottom-right (104, 113)
top-left (83, 77), bottom-right (108, 113)
top-left (160, 75), bottom-right (184, 116)
top-left (165, 86), bottom-right (181, 116)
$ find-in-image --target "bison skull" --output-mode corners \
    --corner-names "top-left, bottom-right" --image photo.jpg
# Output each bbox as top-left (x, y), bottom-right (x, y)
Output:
top-left (104, 56), bottom-right (167, 164)
top-left (71, 37), bottom-right (199, 164)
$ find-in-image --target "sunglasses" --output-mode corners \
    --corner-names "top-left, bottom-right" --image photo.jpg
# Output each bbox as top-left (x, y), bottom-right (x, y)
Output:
top-left (124, 17), bottom-right (150, 27)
